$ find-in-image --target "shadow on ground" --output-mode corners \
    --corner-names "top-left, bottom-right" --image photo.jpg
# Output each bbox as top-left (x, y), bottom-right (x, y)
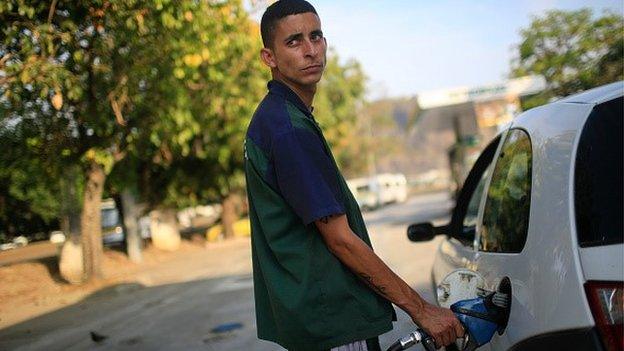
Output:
top-left (38, 256), bottom-right (66, 285)
top-left (1, 276), bottom-right (436, 351)
top-left (0, 274), bottom-right (278, 351)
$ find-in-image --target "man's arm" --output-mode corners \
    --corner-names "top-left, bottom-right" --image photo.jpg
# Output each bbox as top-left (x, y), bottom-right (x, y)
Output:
top-left (315, 214), bottom-right (463, 348)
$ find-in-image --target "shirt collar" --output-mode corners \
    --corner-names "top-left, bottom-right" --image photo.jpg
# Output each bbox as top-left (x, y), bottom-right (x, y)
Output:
top-left (268, 80), bottom-right (315, 117)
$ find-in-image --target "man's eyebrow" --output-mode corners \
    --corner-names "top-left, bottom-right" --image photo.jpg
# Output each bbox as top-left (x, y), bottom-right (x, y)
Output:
top-left (284, 29), bottom-right (323, 44)
top-left (284, 32), bottom-right (303, 43)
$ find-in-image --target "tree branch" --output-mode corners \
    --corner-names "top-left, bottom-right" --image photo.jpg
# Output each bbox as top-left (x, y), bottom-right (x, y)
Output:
top-left (48, 0), bottom-right (59, 24)
top-left (0, 53), bottom-right (12, 67)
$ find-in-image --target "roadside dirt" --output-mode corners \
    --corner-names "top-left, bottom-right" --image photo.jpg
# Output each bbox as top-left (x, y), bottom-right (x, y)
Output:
top-left (0, 236), bottom-right (253, 329)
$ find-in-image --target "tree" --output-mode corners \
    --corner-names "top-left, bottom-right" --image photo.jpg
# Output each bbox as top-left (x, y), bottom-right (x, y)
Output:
top-left (0, 142), bottom-right (62, 242)
top-left (314, 50), bottom-right (368, 177)
top-left (121, 1), bottom-right (268, 239)
top-left (0, 1), bottom-right (200, 280)
top-left (511, 8), bottom-right (624, 108)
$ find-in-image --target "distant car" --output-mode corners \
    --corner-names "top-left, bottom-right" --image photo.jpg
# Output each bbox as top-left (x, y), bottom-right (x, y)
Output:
top-left (101, 199), bottom-right (125, 246)
top-left (407, 82), bottom-right (623, 350)
top-left (49, 231), bottom-right (66, 244)
top-left (0, 236), bottom-right (29, 251)
top-left (101, 199), bottom-right (151, 246)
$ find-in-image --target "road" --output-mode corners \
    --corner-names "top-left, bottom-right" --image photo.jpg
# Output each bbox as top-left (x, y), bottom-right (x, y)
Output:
top-left (0, 192), bottom-right (453, 351)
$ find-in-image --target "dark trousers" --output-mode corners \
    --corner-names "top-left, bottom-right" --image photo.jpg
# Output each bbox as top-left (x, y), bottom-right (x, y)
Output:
top-left (366, 336), bottom-right (382, 351)
top-left (322, 337), bottom-right (381, 351)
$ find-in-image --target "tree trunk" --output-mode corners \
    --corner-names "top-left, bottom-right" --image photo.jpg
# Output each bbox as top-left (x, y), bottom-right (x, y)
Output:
top-left (60, 212), bottom-right (81, 244)
top-left (221, 193), bottom-right (237, 239)
top-left (121, 189), bottom-right (142, 263)
top-left (59, 211), bottom-right (84, 284)
top-left (81, 162), bottom-right (106, 281)
top-left (58, 167), bottom-right (84, 284)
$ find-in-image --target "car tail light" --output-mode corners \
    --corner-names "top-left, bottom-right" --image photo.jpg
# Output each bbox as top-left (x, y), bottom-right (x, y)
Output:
top-left (585, 281), bottom-right (624, 351)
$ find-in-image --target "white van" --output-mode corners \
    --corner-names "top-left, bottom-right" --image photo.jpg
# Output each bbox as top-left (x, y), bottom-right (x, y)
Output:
top-left (375, 173), bottom-right (407, 205)
top-left (347, 177), bottom-right (380, 210)
top-left (347, 173), bottom-right (408, 210)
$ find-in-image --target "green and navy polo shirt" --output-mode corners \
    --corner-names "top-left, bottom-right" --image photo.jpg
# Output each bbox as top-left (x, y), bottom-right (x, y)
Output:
top-left (244, 80), bottom-right (394, 351)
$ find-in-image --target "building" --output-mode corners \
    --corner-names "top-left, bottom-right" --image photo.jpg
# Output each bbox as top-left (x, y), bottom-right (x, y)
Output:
top-left (400, 76), bottom-right (546, 191)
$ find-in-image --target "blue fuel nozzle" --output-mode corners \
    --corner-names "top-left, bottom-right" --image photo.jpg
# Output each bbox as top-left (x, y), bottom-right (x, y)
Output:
top-left (386, 292), bottom-right (510, 351)
top-left (450, 292), bottom-right (510, 349)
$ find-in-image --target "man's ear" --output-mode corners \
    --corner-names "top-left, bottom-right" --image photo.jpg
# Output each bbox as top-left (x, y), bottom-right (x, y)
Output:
top-left (260, 47), bottom-right (277, 68)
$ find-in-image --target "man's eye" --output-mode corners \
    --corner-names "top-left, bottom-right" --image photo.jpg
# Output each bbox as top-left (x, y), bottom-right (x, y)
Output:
top-left (311, 34), bottom-right (323, 41)
top-left (287, 40), bottom-right (298, 47)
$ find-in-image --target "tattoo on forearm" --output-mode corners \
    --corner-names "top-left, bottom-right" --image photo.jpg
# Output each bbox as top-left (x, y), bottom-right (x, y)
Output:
top-left (319, 215), bottom-right (335, 224)
top-left (359, 272), bottom-right (388, 297)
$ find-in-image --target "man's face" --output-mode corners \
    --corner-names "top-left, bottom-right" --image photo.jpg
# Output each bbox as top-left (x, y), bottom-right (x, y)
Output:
top-left (262, 12), bottom-right (327, 88)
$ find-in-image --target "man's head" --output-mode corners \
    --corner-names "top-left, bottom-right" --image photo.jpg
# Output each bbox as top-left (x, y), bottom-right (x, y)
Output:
top-left (260, 0), bottom-right (327, 90)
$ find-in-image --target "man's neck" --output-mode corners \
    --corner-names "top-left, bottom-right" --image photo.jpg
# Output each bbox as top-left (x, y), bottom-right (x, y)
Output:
top-left (275, 77), bottom-right (316, 111)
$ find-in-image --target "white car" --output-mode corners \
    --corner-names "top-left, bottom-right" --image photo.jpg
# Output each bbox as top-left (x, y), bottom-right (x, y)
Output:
top-left (408, 82), bottom-right (623, 350)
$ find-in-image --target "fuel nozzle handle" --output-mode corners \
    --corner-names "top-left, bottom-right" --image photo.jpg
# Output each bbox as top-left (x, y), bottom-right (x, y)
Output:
top-left (386, 329), bottom-right (436, 351)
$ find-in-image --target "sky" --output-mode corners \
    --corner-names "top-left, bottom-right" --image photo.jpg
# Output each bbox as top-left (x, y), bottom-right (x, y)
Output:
top-left (258, 0), bottom-right (623, 99)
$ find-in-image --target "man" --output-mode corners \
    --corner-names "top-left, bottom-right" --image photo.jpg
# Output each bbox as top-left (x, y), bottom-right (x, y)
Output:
top-left (244, 1), bottom-right (463, 350)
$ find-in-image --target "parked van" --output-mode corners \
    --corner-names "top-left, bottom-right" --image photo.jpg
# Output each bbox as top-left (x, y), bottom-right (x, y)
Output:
top-left (347, 177), bottom-right (380, 210)
top-left (347, 173), bottom-right (408, 211)
top-left (375, 173), bottom-right (407, 205)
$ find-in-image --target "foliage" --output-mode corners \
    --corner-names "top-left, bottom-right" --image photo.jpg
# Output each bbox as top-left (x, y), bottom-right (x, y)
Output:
top-left (121, 1), bottom-right (269, 210)
top-left (1, 1), bottom-right (268, 201)
top-left (314, 51), bottom-right (368, 176)
top-left (352, 97), bottom-right (419, 178)
top-left (511, 8), bottom-right (624, 106)
top-left (0, 1), bottom-right (269, 274)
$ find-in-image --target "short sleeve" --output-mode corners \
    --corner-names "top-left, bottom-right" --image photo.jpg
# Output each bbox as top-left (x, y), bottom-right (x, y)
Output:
top-left (272, 128), bottom-right (345, 225)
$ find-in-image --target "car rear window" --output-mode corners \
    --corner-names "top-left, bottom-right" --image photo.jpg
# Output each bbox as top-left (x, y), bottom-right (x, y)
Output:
top-left (575, 96), bottom-right (623, 247)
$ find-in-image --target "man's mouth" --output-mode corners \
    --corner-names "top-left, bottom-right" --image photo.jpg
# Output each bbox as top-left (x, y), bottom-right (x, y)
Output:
top-left (302, 64), bottom-right (323, 72)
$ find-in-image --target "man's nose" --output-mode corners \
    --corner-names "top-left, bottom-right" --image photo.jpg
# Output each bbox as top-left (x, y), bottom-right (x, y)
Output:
top-left (303, 39), bottom-right (318, 57)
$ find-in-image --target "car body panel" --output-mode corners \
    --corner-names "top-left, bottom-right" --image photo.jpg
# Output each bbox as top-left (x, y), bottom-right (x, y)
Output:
top-left (579, 244), bottom-right (624, 281)
top-left (426, 83), bottom-right (622, 350)
top-left (432, 238), bottom-right (477, 282)
top-left (507, 327), bottom-right (604, 351)
top-left (557, 81), bottom-right (623, 105)
top-left (475, 102), bottom-right (596, 349)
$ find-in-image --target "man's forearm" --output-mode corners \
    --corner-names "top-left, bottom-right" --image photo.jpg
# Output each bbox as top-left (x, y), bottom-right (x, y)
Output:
top-left (316, 215), bottom-right (426, 318)
top-left (336, 232), bottom-right (424, 316)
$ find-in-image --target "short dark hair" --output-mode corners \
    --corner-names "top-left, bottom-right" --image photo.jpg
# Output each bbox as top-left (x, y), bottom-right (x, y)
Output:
top-left (260, 0), bottom-right (318, 48)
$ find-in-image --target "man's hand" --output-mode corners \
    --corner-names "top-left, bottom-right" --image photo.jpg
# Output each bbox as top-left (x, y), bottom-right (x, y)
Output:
top-left (411, 302), bottom-right (464, 349)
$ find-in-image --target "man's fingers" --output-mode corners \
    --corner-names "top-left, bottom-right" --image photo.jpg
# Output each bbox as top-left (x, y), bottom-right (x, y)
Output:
top-left (445, 329), bottom-right (454, 346)
top-left (454, 321), bottom-right (465, 338)
top-left (433, 334), bottom-right (443, 350)
top-left (438, 331), bottom-right (450, 348)
top-left (432, 332), bottom-right (443, 349)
